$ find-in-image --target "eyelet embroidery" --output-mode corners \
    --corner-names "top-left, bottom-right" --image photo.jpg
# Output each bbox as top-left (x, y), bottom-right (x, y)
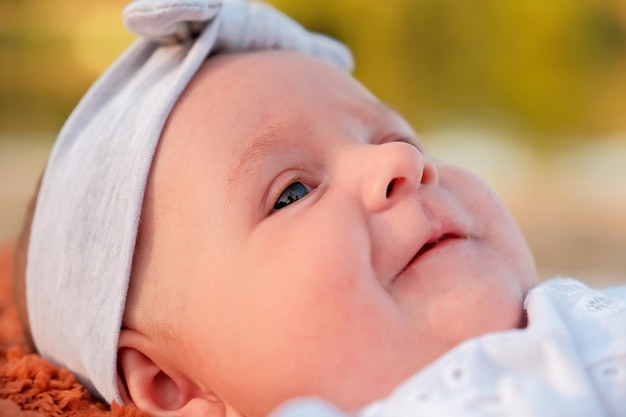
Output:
top-left (444, 366), bottom-right (468, 387)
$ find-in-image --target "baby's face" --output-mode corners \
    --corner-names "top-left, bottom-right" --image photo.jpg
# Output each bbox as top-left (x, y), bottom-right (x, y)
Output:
top-left (135, 50), bottom-right (536, 416)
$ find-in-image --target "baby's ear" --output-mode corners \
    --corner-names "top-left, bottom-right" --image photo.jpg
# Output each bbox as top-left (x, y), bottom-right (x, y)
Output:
top-left (117, 329), bottom-right (226, 417)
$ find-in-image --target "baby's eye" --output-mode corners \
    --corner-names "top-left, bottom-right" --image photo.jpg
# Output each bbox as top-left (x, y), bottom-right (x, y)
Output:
top-left (274, 182), bottom-right (311, 211)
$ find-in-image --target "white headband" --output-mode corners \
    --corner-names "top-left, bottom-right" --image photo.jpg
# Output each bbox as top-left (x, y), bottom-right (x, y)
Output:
top-left (26, 0), bottom-right (353, 404)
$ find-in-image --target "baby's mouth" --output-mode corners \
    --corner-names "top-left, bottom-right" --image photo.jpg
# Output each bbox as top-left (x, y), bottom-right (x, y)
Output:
top-left (417, 233), bottom-right (455, 256)
top-left (399, 233), bottom-right (459, 276)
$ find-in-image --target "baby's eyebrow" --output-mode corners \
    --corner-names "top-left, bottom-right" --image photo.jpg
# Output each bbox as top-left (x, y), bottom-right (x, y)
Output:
top-left (227, 121), bottom-right (295, 187)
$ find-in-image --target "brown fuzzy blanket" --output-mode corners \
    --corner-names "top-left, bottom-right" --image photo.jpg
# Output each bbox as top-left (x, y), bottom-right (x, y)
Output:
top-left (0, 242), bottom-right (150, 417)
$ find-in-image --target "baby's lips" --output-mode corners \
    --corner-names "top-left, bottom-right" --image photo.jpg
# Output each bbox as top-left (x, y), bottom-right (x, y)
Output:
top-left (397, 233), bottom-right (458, 276)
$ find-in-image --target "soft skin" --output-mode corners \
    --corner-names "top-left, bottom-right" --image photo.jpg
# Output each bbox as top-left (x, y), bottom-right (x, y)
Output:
top-left (118, 50), bottom-right (537, 417)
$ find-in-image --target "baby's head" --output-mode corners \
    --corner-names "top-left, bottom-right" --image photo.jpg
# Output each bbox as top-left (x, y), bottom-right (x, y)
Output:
top-left (22, 1), bottom-right (536, 417)
top-left (120, 49), bottom-right (536, 416)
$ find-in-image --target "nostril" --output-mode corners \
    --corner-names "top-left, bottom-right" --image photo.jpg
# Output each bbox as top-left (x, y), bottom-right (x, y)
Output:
top-left (386, 179), bottom-right (396, 198)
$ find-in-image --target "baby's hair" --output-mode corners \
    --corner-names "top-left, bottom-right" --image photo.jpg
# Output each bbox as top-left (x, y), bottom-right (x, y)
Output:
top-left (13, 175), bottom-right (40, 350)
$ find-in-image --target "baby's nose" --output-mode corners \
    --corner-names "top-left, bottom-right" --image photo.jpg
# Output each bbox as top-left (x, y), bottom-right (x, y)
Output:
top-left (362, 141), bottom-right (438, 212)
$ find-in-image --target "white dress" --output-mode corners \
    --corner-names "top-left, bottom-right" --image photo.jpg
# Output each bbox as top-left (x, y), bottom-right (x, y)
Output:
top-left (271, 278), bottom-right (626, 417)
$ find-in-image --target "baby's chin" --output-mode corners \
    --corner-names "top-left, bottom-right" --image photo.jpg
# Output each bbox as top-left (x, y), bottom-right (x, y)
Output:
top-left (437, 285), bottom-right (529, 346)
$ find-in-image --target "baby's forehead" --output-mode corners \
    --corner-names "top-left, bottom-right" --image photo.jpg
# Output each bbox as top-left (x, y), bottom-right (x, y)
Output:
top-left (160, 50), bottom-right (366, 152)
top-left (181, 50), bottom-right (374, 114)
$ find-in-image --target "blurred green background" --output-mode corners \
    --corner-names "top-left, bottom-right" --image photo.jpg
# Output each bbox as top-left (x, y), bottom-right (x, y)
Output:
top-left (3, 0), bottom-right (626, 140)
top-left (1, 0), bottom-right (625, 284)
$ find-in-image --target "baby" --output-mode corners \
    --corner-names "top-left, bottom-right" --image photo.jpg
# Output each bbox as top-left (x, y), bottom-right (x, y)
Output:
top-left (16, 1), bottom-right (626, 417)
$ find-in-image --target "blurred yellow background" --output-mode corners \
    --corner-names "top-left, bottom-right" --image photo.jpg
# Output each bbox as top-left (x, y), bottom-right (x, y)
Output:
top-left (1, 0), bottom-right (625, 285)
